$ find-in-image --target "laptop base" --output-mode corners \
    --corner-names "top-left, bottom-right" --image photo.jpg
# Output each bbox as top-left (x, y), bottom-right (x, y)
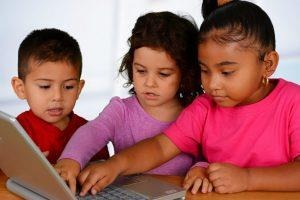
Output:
top-left (6, 179), bottom-right (47, 200)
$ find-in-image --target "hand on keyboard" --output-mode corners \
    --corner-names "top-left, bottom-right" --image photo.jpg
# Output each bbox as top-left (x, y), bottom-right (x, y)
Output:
top-left (55, 158), bottom-right (81, 194)
top-left (76, 185), bottom-right (147, 200)
top-left (77, 158), bottom-right (121, 197)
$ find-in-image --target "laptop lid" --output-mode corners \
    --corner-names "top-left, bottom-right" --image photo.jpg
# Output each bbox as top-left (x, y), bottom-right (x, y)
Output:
top-left (0, 111), bottom-right (75, 200)
top-left (0, 111), bottom-right (185, 200)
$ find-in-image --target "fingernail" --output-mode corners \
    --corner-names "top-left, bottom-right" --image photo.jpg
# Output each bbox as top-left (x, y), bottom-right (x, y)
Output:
top-left (91, 189), bottom-right (97, 195)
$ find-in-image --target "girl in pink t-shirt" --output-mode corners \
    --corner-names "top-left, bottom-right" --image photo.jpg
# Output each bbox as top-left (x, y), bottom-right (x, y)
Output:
top-left (73, 0), bottom-right (300, 197)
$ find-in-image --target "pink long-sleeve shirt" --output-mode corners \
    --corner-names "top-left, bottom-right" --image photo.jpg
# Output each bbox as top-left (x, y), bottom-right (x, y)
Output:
top-left (60, 96), bottom-right (194, 175)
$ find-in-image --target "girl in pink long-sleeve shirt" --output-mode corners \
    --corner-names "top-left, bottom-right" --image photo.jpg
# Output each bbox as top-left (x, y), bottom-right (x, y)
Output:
top-left (72, 0), bottom-right (300, 197)
top-left (55, 11), bottom-right (204, 194)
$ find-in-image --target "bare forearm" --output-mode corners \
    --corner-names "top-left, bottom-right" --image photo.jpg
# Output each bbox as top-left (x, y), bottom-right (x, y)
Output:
top-left (109, 134), bottom-right (180, 175)
top-left (248, 161), bottom-right (300, 191)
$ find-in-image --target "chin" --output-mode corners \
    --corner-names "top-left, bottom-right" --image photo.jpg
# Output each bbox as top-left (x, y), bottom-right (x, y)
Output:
top-left (215, 101), bottom-right (236, 108)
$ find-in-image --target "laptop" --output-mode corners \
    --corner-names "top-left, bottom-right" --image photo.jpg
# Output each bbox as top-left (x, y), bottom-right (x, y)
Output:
top-left (0, 110), bottom-right (186, 200)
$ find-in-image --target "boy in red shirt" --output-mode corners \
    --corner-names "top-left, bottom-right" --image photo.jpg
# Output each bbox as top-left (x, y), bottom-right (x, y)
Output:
top-left (11, 28), bottom-right (109, 164)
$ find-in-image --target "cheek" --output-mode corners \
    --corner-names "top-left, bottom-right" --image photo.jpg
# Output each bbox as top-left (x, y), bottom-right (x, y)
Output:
top-left (26, 96), bottom-right (46, 113)
top-left (164, 79), bottom-right (180, 95)
top-left (132, 75), bottom-right (142, 85)
top-left (64, 90), bottom-right (80, 100)
top-left (64, 97), bottom-right (77, 109)
top-left (24, 88), bottom-right (42, 102)
top-left (226, 79), bottom-right (253, 99)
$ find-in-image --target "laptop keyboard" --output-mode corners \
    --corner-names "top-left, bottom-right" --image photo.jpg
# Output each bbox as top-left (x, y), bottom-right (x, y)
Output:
top-left (77, 185), bottom-right (147, 200)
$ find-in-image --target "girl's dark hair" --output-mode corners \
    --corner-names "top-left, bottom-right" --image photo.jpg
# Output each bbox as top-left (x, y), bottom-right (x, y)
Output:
top-left (199, 0), bottom-right (276, 61)
top-left (202, 0), bottom-right (218, 19)
top-left (18, 28), bottom-right (82, 81)
top-left (119, 11), bottom-right (203, 107)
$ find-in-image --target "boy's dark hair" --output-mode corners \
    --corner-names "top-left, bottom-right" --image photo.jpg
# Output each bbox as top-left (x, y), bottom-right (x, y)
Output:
top-left (119, 11), bottom-right (203, 107)
top-left (18, 28), bottom-right (82, 80)
top-left (199, 0), bottom-right (276, 61)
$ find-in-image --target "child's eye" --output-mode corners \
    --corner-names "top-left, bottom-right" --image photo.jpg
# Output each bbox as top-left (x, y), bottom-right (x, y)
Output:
top-left (136, 69), bottom-right (146, 74)
top-left (159, 72), bottom-right (170, 77)
top-left (39, 85), bottom-right (50, 89)
top-left (64, 85), bottom-right (74, 90)
top-left (222, 71), bottom-right (234, 76)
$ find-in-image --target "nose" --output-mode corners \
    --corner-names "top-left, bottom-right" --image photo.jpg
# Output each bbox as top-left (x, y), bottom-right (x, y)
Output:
top-left (144, 74), bottom-right (157, 87)
top-left (52, 86), bottom-right (63, 101)
top-left (207, 74), bottom-right (222, 91)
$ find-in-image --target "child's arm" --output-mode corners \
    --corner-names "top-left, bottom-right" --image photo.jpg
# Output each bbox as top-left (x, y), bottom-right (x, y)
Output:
top-left (207, 157), bottom-right (300, 193)
top-left (183, 163), bottom-right (213, 194)
top-left (77, 134), bottom-right (180, 196)
top-left (54, 159), bottom-right (81, 194)
top-left (60, 97), bottom-right (126, 168)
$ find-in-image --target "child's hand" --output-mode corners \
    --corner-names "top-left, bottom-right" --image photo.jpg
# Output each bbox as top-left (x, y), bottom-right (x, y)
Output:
top-left (77, 160), bottom-right (120, 196)
top-left (207, 163), bottom-right (249, 193)
top-left (183, 166), bottom-right (213, 194)
top-left (54, 159), bottom-right (81, 194)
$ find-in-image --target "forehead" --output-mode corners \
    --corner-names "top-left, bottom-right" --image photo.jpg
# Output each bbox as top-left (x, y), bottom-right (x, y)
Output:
top-left (26, 59), bottom-right (79, 78)
top-left (133, 47), bottom-right (177, 69)
top-left (198, 39), bottom-right (259, 64)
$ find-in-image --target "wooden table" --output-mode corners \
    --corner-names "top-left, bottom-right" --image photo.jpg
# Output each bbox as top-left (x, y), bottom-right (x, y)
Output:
top-left (1, 170), bottom-right (300, 200)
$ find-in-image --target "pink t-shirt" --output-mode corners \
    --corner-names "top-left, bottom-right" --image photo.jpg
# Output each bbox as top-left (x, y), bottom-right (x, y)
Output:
top-left (165, 79), bottom-right (300, 167)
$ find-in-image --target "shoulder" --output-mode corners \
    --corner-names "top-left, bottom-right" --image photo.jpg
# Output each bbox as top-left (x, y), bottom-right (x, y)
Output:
top-left (96, 96), bottom-right (137, 120)
top-left (280, 79), bottom-right (300, 92)
top-left (16, 110), bottom-right (38, 125)
top-left (276, 78), bottom-right (300, 100)
top-left (71, 113), bottom-right (87, 126)
top-left (187, 94), bottom-right (213, 111)
top-left (16, 110), bottom-right (30, 121)
top-left (177, 94), bottom-right (213, 122)
top-left (106, 96), bottom-right (138, 110)
top-left (269, 79), bottom-right (300, 117)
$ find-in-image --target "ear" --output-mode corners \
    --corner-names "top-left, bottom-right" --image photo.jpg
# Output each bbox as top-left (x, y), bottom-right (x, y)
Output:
top-left (263, 51), bottom-right (279, 77)
top-left (76, 79), bottom-right (85, 99)
top-left (11, 77), bottom-right (27, 99)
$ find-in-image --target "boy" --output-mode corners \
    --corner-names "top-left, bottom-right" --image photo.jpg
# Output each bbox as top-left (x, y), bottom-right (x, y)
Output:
top-left (11, 28), bottom-right (109, 164)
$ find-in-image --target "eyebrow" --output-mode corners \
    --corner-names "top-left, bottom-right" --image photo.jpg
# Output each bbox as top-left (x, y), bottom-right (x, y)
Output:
top-left (34, 78), bottom-right (78, 82)
top-left (199, 61), bottom-right (238, 67)
top-left (133, 62), bottom-right (177, 71)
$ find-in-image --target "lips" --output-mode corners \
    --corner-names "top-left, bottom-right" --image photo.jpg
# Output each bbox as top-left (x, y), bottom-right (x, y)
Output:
top-left (47, 108), bottom-right (63, 116)
top-left (143, 92), bottom-right (158, 100)
top-left (212, 96), bottom-right (226, 102)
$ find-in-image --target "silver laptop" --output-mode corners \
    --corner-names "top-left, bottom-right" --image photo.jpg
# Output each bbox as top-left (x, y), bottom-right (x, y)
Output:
top-left (0, 111), bottom-right (185, 200)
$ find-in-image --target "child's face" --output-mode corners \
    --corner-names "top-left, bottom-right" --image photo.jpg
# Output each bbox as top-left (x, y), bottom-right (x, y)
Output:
top-left (132, 47), bottom-right (181, 110)
top-left (198, 39), bottom-right (268, 107)
top-left (14, 60), bottom-right (84, 130)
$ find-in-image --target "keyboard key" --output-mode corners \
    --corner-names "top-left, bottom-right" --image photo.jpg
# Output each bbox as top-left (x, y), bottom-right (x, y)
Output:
top-left (77, 185), bottom-right (147, 199)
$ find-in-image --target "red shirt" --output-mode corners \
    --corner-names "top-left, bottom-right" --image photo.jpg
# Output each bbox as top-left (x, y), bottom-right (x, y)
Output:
top-left (17, 110), bottom-right (109, 164)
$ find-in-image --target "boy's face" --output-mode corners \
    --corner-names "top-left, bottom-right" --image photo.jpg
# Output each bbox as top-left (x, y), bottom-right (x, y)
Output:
top-left (198, 39), bottom-right (269, 107)
top-left (12, 60), bottom-right (84, 130)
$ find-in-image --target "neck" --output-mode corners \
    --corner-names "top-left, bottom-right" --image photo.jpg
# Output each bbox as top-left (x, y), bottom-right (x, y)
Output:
top-left (240, 79), bottom-right (277, 106)
top-left (259, 79), bottom-right (277, 101)
top-left (140, 99), bottom-right (183, 122)
top-left (53, 116), bottom-right (70, 131)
